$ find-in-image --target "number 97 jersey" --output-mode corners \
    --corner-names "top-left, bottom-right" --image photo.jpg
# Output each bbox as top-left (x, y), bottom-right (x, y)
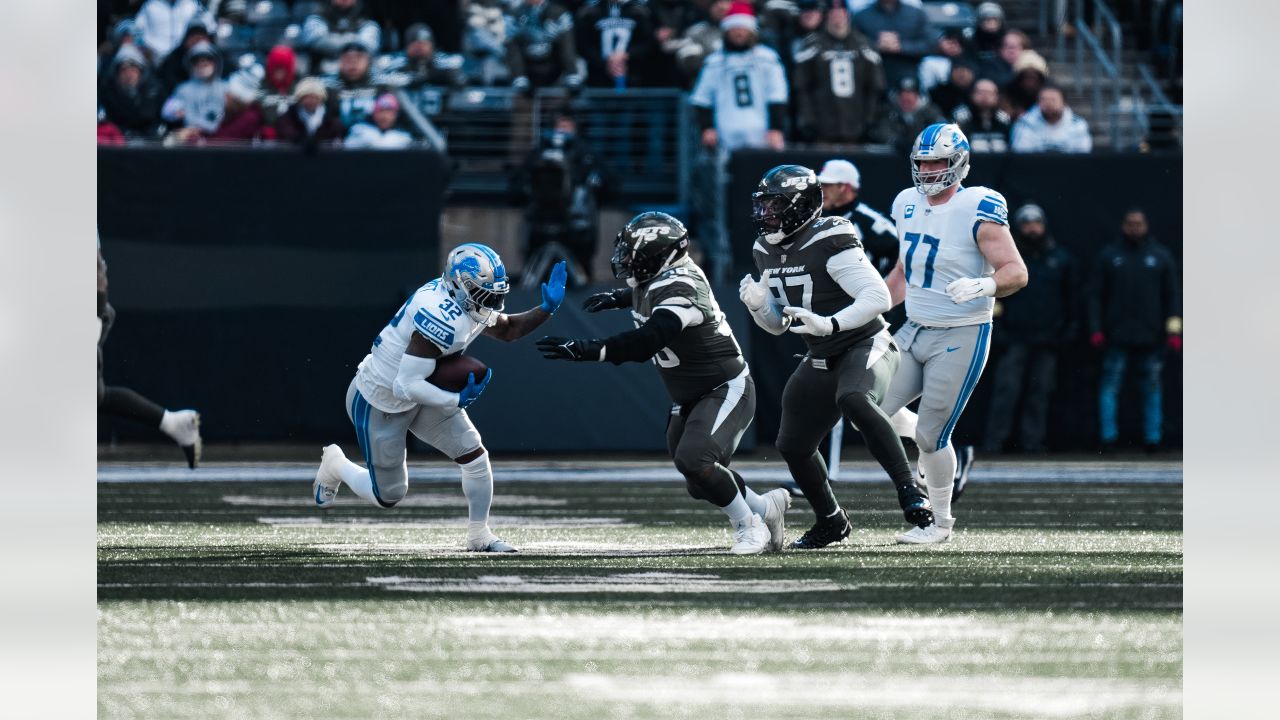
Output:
top-left (890, 185), bottom-right (1009, 327)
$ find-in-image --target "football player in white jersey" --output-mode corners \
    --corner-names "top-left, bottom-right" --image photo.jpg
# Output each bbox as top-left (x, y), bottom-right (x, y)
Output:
top-left (882, 123), bottom-right (1028, 544)
top-left (312, 244), bottom-right (568, 553)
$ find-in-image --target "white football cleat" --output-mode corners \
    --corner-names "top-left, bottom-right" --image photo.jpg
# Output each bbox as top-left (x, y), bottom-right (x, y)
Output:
top-left (761, 488), bottom-right (792, 552)
top-left (313, 444), bottom-right (346, 508)
top-left (160, 409), bottom-right (202, 469)
top-left (467, 528), bottom-right (518, 553)
top-left (730, 514), bottom-right (770, 555)
top-left (895, 523), bottom-right (953, 545)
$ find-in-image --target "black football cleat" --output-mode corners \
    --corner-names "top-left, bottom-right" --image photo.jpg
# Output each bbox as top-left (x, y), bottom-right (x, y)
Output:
top-left (896, 483), bottom-right (934, 528)
top-left (787, 508), bottom-right (852, 550)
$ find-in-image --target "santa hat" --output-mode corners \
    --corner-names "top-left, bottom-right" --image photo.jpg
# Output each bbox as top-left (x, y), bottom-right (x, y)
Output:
top-left (720, 2), bottom-right (758, 33)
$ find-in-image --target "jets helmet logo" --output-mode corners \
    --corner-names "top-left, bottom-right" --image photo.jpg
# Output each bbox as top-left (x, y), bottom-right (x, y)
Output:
top-left (781, 173), bottom-right (815, 191)
top-left (632, 226), bottom-right (670, 246)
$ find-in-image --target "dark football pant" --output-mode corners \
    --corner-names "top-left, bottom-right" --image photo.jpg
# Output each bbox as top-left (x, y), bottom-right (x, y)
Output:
top-left (665, 370), bottom-right (756, 507)
top-left (775, 332), bottom-right (915, 518)
top-left (97, 301), bottom-right (165, 427)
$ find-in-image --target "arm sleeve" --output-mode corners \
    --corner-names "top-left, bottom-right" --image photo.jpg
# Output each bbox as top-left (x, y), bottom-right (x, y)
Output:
top-left (392, 354), bottom-right (460, 408)
top-left (826, 248), bottom-right (892, 330)
top-left (749, 297), bottom-right (791, 335)
top-left (602, 311), bottom-right (683, 364)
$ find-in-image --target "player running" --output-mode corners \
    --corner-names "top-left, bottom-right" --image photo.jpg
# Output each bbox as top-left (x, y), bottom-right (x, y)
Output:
top-left (740, 165), bottom-right (934, 549)
top-left (883, 123), bottom-right (1028, 544)
top-left (312, 244), bottom-right (567, 553)
top-left (537, 212), bottom-right (790, 555)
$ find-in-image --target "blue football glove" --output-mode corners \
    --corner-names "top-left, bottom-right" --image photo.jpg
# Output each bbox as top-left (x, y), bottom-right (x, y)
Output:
top-left (457, 369), bottom-right (493, 409)
top-left (540, 261), bottom-right (568, 313)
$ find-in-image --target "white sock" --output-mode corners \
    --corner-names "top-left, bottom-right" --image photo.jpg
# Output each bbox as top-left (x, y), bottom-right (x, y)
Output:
top-left (336, 458), bottom-right (381, 506)
top-left (740, 485), bottom-right (769, 518)
top-left (891, 407), bottom-right (919, 440)
top-left (720, 493), bottom-right (753, 527)
top-left (467, 520), bottom-right (491, 541)
top-left (918, 445), bottom-right (957, 527)
top-left (459, 453), bottom-right (494, 525)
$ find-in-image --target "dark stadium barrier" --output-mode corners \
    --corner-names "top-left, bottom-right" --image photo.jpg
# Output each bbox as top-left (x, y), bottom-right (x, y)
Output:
top-left (724, 150), bottom-right (1183, 451)
top-left (99, 147), bottom-right (1180, 452)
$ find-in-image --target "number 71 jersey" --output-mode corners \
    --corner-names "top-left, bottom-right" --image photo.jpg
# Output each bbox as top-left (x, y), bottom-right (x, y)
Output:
top-left (890, 185), bottom-right (1009, 327)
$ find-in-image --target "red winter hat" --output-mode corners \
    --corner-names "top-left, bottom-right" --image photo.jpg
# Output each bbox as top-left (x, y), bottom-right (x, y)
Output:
top-left (266, 45), bottom-right (297, 93)
top-left (721, 2), bottom-right (758, 32)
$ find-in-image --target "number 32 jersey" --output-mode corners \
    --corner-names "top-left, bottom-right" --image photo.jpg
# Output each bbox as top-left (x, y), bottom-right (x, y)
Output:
top-left (355, 278), bottom-right (495, 413)
top-left (890, 185), bottom-right (1009, 327)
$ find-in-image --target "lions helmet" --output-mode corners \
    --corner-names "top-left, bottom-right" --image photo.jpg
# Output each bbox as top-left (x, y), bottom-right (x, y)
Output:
top-left (611, 212), bottom-right (690, 287)
top-left (911, 123), bottom-right (971, 196)
top-left (751, 164), bottom-right (823, 244)
top-left (444, 243), bottom-right (510, 321)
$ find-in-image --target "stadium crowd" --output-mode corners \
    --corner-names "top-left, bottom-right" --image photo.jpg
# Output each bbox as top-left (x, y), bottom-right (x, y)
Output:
top-left (96, 0), bottom-right (1121, 153)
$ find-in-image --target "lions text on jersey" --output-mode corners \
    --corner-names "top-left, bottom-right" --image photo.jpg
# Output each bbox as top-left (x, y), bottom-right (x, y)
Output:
top-left (890, 186), bottom-right (1009, 327)
top-left (355, 279), bottom-right (495, 413)
top-left (690, 45), bottom-right (788, 151)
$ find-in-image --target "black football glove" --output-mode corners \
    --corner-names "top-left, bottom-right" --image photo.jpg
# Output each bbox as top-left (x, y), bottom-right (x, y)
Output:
top-left (536, 336), bottom-right (604, 361)
top-left (582, 289), bottom-right (630, 313)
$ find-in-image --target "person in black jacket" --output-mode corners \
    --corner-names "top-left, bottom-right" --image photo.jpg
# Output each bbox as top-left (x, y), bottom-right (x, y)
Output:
top-left (575, 0), bottom-right (656, 88)
top-left (983, 204), bottom-right (1075, 453)
top-left (99, 44), bottom-right (165, 137)
top-left (792, 1), bottom-right (885, 144)
top-left (1088, 208), bottom-right (1183, 452)
top-left (505, 0), bottom-right (580, 90)
top-left (952, 78), bottom-right (1012, 153)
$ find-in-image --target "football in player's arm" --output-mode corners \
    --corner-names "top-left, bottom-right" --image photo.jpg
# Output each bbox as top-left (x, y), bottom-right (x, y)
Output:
top-left (538, 212), bottom-right (791, 555)
top-left (312, 246), bottom-right (567, 553)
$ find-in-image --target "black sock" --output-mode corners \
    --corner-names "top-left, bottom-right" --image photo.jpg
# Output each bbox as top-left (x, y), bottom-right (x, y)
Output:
top-left (840, 393), bottom-right (916, 489)
top-left (781, 449), bottom-right (839, 519)
top-left (100, 386), bottom-right (165, 427)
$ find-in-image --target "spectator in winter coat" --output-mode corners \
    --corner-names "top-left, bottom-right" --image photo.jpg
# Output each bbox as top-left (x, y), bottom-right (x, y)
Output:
top-left (275, 77), bottom-right (347, 146)
top-left (852, 0), bottom-right (939, 88)
top-left (672, 0), bottom-right (731, 87)
top-left (506, 0), bottom-right (580, 91)
top-left (98, 19), bottom-right (155, 79)
top-left (927, 59), bottom-right (975, 118)
top-left (301, 0), bottom-right (382, 76)
top-left (647, 0), bottom-right (700, 87)
top-left (953, 77), bottom-right (1012, 152)
top-left (979, 28), bottom-right (1027, 87)
top-left (160, 41), bottom-right (225, 134)
top-left (346, 93), bottom-right (414, 149)
top-left (206, 67), bottom-right (268, 142)
top-left (1011, 84), bottom-right (1092, 153)
top-left (463, 0), bottom-right (512, 85)
top-left (792, 3), bottom-right (885, 144)
top-left (918, 27), bottom-right (976, 93)
top-left (380, 23), bottom-right (468, 88)
top-left (325, 41), bottom-right (385, 129)
top-left (155, 18), bottom-right (212, 97)
top-left (690, 5), bottom-right (789, 152)
top-left (1003, 49), bottom-right (1048, 119)
top-left (134, 0), bottom-right (214, 59)
top-left (970, 2), bottom-right (1006, 61)
top-left (871, 76), bottom-right (944, 153)
top-left (576, 0), bottom-right (656, 88)
top-left (1088, 209), bottom-right (1182, 451)
top-left (99, 44), bottom-right (165, 137)
top-left (260, 45), bottom-right (298, 126)
top-left (983, 203), bottom-right (1076, 453)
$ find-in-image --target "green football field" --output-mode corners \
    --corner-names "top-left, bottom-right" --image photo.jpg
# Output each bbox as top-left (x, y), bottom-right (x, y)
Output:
top-left (98, 459), bottom-right (1182, 719)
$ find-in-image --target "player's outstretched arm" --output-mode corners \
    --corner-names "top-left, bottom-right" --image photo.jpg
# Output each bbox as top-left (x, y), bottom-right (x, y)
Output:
top-left (739, 272), bottom-right (791, 335)
top-left (538, 310), bottom-right (683, 364)
top-left (486, 261), bottom-right (567, 342)
top-left (582, 288), bottom-right (633, 313)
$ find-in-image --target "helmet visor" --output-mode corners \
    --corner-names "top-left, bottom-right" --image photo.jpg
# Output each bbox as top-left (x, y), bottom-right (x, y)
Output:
top-left (751, 194), bottom-right (791, 231)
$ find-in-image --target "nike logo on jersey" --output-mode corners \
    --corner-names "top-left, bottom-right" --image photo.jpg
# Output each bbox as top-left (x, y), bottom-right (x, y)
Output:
top-left (946, 346), bottom-right (961, 352)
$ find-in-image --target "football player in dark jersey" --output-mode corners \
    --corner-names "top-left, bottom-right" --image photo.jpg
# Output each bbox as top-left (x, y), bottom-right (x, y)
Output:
top-left (538, 212), bottom-right (791, 555)
top-left (740, 164), bottom-right (933, 548)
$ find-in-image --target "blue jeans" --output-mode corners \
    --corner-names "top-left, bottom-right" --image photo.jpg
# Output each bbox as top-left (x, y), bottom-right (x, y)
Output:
top-left (1098, 347), bottom-right (1165, 444)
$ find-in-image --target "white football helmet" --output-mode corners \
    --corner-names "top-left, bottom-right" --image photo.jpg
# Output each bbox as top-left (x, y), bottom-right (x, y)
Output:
top-left (910, 123), bottom-right (971, 196)
top-left (444, 243), bottom-right (510, 322)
